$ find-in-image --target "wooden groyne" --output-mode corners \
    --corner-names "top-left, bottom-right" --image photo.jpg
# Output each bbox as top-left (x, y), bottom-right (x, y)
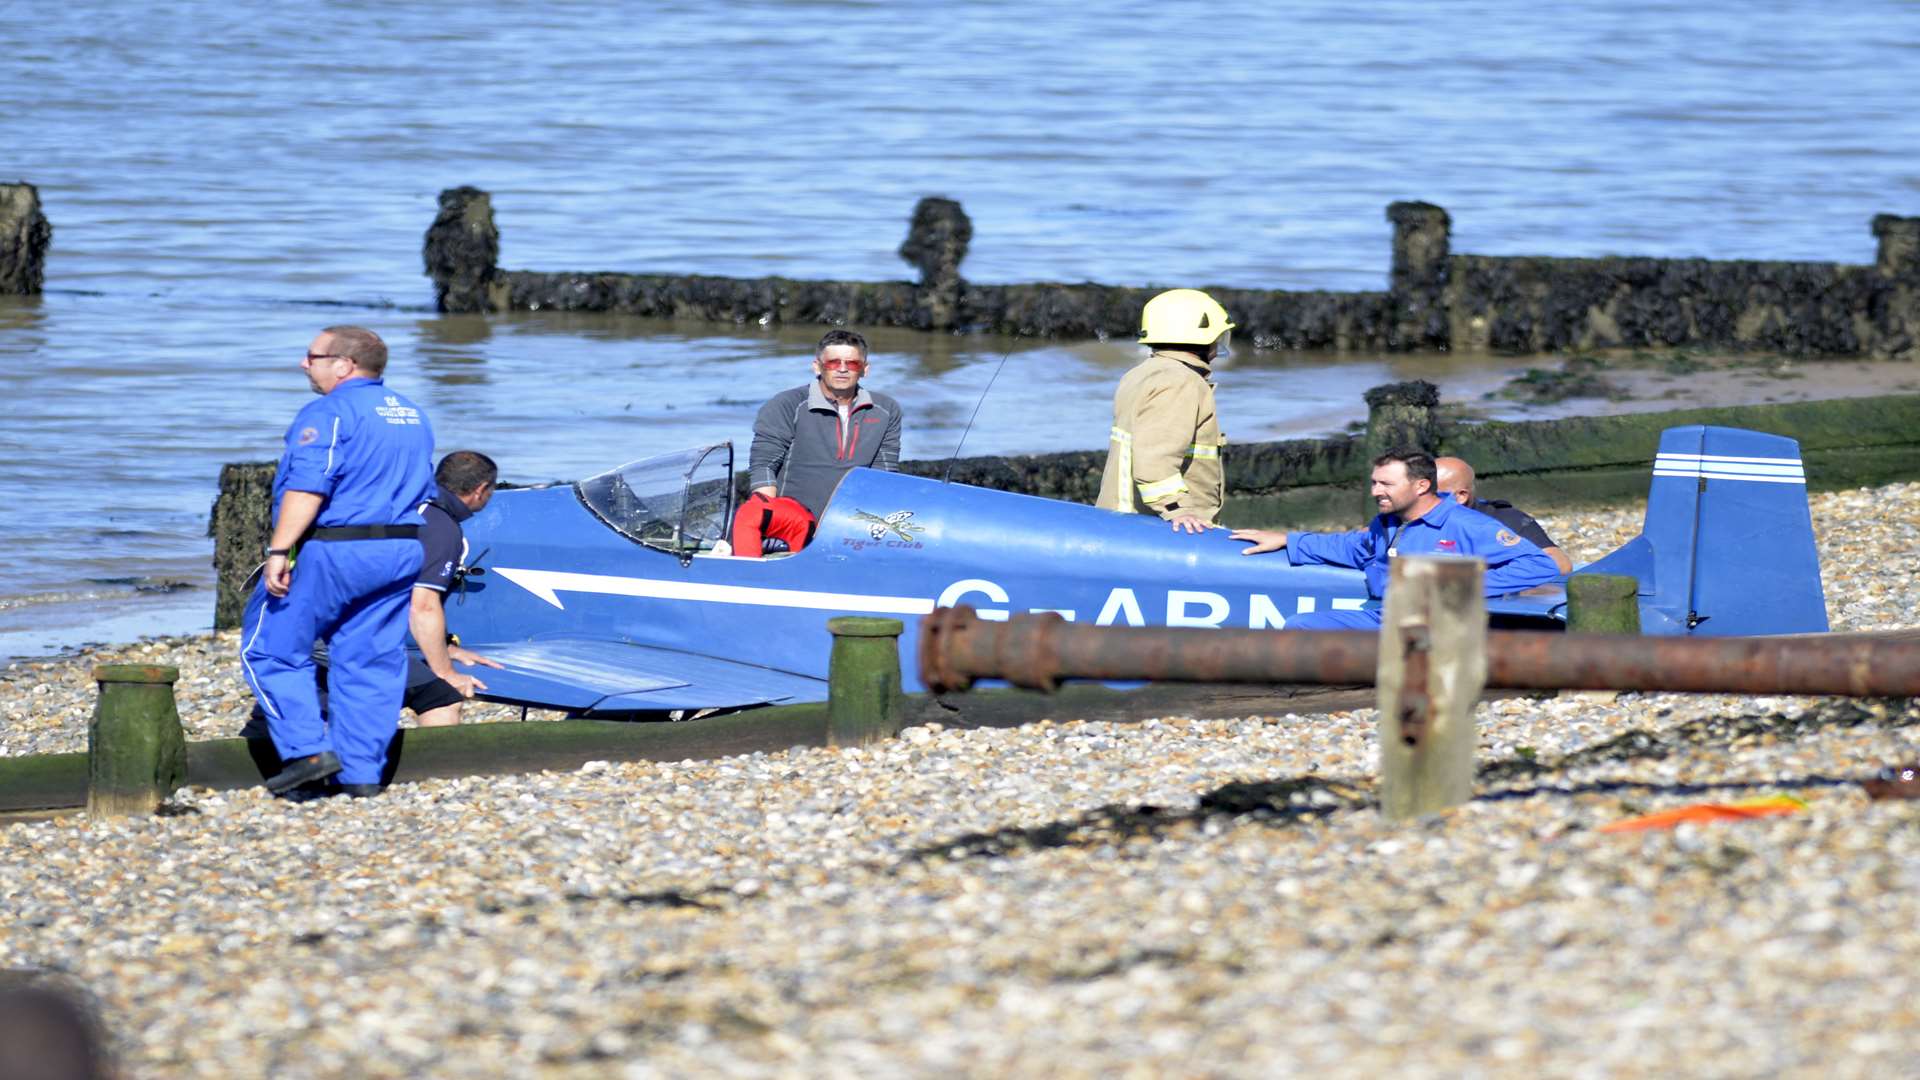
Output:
top-left (0, 676), bottom-right (1375, 817)
top-left (425, 187), bottom-right (1920, 358)
top-left (6, 178), bottom-right (1914, 355)
top-left (207, 384), bottom-right (1920, 630)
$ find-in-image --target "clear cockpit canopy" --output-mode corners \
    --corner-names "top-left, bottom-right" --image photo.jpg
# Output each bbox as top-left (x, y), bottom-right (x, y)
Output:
top-left (575, 443), bottom-right (735, 557)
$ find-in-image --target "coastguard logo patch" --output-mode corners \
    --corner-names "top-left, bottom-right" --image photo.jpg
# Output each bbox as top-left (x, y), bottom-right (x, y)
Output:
top-left (1495, 529), bottom-right (1521, 547)
top-left (297, 426), bottom-right (319, 445)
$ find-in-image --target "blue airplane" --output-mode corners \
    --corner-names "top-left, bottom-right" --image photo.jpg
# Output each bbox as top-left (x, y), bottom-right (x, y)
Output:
top-left (440, 424), bottom-right (1827, 716)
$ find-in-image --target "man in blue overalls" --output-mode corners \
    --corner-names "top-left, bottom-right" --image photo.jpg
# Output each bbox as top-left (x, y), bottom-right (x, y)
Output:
top-left (1229, 447), bottom-right (1563, 629)
top-left (240, 326), bottom-right (435, 797)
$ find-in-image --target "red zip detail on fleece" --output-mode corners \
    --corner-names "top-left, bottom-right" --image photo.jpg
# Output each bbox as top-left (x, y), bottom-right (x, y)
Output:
top-left (845, 402), bottom-right (870, 461)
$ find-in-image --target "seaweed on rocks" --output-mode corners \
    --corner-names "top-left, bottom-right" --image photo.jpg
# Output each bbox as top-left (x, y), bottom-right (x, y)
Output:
top-left (1479, 696), bottom-right (1920, 789)
top-left (1492, 356), bottom-right (1624, 404)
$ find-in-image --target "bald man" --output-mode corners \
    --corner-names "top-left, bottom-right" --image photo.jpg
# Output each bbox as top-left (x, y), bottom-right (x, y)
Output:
top-left (1434, 456), bottom-right (1575, 575)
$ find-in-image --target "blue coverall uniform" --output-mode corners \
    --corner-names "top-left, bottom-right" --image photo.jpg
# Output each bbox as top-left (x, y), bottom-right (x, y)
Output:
top-left (240, 378), bottom-right (434, 785)
top-left (1284, 496), bottom-right (1563, 630)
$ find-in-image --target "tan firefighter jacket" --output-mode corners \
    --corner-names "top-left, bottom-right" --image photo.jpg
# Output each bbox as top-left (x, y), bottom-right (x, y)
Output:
top-left (1095, 350), bottom-right (1225, 521)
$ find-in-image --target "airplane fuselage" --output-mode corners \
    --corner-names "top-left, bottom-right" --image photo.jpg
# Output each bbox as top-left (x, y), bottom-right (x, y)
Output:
top-left (454, 469), bottom-right (1413, 699)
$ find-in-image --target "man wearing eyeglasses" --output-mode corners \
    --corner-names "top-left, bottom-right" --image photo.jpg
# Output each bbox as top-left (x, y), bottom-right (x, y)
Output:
top-left (239, 326), bottom-right (435, 798)
top-left (731, 328), bottom-right (903, 556)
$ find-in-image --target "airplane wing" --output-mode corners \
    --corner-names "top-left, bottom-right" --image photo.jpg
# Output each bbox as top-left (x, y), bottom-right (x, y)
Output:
top-left (428, 636), bottom-right (827, 714)
top-left (1485, 583), bottom-right (1569, 627)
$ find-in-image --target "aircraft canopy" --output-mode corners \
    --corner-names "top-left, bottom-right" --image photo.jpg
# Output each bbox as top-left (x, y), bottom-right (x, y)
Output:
top-left (575, 443), bottom-right (735, 558)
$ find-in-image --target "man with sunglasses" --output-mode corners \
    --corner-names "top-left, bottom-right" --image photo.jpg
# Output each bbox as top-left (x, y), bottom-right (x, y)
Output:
top-left (731, 329), bottom-right (903, 556)
top-left (239, 325), bottom-right (435, 798)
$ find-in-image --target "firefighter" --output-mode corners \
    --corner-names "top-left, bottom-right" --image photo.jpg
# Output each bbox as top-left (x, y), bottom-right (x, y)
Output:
top-left (1095, 288), bottom-right (1232, 533)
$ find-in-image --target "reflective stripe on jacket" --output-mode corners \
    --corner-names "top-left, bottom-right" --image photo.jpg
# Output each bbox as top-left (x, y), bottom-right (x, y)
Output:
top-left (1095, 351), bottom-right (1225, 521)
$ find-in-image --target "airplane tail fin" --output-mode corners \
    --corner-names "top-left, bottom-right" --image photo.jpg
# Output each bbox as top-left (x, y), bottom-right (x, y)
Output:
top-left (1580, 425), bottom-right (1828, 636)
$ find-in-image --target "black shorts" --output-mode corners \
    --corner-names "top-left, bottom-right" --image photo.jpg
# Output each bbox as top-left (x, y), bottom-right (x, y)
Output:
top-left (403, 655), bottom-right (465, 714)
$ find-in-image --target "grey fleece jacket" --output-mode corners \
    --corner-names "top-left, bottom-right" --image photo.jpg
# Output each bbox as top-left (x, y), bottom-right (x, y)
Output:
top-left (747, 381), bottom-right (904, 517)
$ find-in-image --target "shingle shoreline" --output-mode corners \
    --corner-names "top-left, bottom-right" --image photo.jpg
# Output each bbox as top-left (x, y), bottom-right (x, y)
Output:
top-left (4, 484), bottom-right (1918, 1077)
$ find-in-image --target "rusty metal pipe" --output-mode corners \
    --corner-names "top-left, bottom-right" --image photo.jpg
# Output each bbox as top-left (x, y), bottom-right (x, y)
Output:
top-left (1481, 632), bottom-right (1920, 698)
top-left (918, 606), bottom-right (1377, 692)
top-left (918, 607), bottom-right (1920, 699)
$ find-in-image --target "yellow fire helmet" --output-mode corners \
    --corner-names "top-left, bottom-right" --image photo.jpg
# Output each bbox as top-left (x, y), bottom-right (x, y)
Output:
top-left (1137, 288), bottom-right (1235, 347)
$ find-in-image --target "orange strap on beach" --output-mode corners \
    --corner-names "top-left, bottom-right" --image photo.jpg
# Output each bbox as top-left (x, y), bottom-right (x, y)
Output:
top-left (1598, 795), bottom-right (1807, 833)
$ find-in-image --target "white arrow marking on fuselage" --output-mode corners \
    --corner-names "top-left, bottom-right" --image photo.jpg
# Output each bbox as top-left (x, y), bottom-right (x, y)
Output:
top-left (493, 567), bottom-right (939, 615)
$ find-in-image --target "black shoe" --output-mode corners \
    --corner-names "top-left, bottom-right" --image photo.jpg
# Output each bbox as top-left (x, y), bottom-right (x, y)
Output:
top-left (265, 751), bottom-right (342, 794)
top-left (274, 781), bottom-right (335, 804)
top-left (339, 783), bottom-right (383, 799)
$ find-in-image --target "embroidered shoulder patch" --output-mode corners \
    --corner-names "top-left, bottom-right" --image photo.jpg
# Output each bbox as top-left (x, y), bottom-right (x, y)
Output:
top-left (1495, 529), bottom-right (1521, 547)
top-left (297, 427), bottom-right (319, 445)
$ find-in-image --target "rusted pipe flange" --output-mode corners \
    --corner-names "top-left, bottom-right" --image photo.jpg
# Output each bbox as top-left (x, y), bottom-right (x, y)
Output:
top-left (1000, 611), bottom-right (1067, 692)
top-left (918, 605), bottom-right (976, 693)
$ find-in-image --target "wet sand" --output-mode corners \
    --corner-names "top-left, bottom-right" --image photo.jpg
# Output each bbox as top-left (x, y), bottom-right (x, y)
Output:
top-left (1464, 350), bottom-right (1920, 422)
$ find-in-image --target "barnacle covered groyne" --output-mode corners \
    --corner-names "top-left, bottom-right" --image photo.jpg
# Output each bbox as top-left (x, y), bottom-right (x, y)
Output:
top-left (424, 187), bottom-right (1920, 358)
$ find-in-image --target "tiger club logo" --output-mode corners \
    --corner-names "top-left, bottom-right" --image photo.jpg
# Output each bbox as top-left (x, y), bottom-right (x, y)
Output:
top-left (852, 509), bottom-right (923, 542)
top-left (844, 509), bottom-right (927, 551)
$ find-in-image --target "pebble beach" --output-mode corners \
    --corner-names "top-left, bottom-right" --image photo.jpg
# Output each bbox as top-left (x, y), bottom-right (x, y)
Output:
top-left (5, 483), bottom-right (1920, 1078)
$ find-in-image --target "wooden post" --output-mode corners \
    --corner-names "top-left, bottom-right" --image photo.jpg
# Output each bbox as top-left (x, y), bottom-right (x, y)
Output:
top-left (0, 182), bottom-right (53, 295)
top-left (1874, 213), bottom-right (1920, 283)
top-left (1386, 201), bottom-right (1451, 351)
top-left (1566, 573), bottom-right (1641, 634)
top-left (209, 461), bottom-right (276, 630)
top-left (827, 617), bottom-right (905, 747)
top-left (1362, 380), bottom-right (1441, 459)
top-left (424, 186), bottom-right (502, 313)
top-left (88, 664), bottom-right (187, 817)
top-left (1376, 557), bottom-right (1487, 821)
top-left (899, 196), bottom-right (971, 331)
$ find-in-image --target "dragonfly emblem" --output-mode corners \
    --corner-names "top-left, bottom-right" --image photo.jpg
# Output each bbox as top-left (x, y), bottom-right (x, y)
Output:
top-left (851, 509), bottom-right (925, 542)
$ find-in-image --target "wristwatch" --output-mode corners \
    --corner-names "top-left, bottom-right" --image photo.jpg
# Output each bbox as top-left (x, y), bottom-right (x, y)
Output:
top-left (266, 546), bottom-right (291, 557)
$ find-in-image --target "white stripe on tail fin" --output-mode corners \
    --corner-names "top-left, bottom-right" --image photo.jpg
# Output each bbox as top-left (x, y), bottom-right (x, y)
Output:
top-left (1582, 426), bottom-right (1827, 635)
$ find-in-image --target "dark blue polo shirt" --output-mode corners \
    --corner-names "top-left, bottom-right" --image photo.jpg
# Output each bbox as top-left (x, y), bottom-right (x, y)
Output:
top-left (414, 485), bottom-right (473, 593)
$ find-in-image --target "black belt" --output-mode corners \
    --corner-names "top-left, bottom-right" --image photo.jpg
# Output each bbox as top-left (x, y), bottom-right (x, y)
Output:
top-left (309, 524), bottom-right (421, 541)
